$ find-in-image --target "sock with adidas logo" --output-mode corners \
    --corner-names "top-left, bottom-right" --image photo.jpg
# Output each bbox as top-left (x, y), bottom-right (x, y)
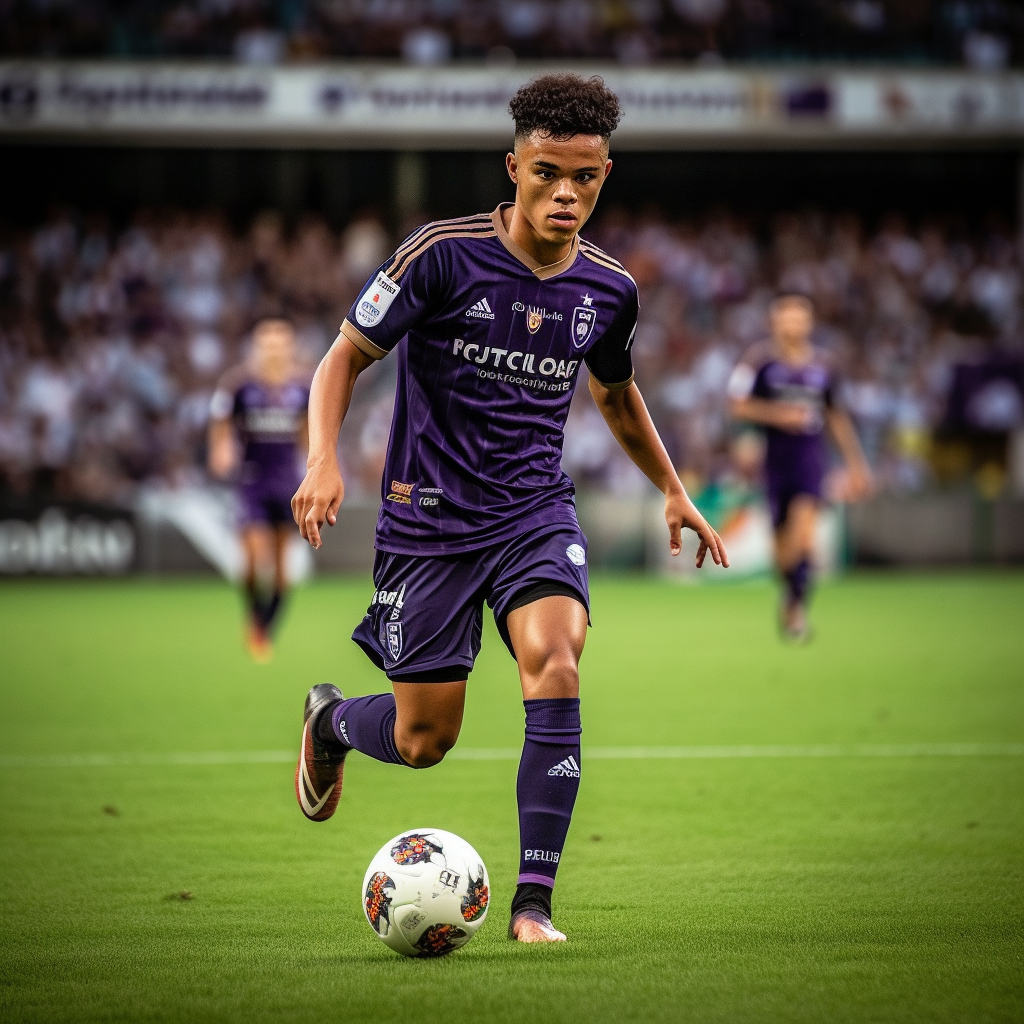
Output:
top-left (516, 698), bottom-right (582, 892)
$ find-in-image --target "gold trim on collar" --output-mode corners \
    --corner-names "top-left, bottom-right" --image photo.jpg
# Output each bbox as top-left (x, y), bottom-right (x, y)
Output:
top-left (491, 203), bottom-right (579, 281)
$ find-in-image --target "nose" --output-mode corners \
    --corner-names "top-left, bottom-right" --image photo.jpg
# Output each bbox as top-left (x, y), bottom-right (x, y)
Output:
top-left (553, 178), bottom-right (577, 204)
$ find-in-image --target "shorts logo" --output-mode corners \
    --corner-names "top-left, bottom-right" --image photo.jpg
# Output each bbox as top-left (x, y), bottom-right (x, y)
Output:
top-left (355, 271), bottom-right (400, 329)
top-left (571, 307), bottom-right (597, 348)
top-left (566, 544), bottom-right (586, 566)
top-left (387, 620), bottom-right (403, 660)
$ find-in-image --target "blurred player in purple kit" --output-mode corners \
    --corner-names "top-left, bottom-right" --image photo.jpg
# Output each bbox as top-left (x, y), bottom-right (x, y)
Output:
top-left (728, 293), bottom-right (871, 641)
top-left (291, 74), bottom-right (728, 944)
top-left (208, 318), bottom-right (311, 661)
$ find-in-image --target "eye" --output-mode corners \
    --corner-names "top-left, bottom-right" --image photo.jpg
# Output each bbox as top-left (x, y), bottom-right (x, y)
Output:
top-left (537, 170), bottom-right (555, 179)
top-left (576, 173), bottom-right (596, 183)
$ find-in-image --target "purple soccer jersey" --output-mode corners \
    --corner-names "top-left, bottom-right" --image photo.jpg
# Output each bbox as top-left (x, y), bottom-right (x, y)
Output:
top-left (728, 342), bottom-right (840, 524)
top-left (210, 367), bottom-right (310, 524)
top-left (341, 205), bottom-right (638, 556)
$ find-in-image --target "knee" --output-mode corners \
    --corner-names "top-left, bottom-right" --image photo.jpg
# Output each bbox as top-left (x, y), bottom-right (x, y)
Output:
top-left (396, 726), bottom-right (459, 769)
top-left (522, 648), bottom-right (580, 699)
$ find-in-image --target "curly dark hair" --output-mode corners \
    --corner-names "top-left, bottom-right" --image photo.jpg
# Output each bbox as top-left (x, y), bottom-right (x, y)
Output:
top-left (509, 74), bottom-right (621, 145)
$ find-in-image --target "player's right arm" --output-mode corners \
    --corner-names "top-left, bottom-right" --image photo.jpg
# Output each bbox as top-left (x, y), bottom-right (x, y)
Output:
top-left (293, 237), bottom-right (441, 547)
top-left (726, 358), bottom-right (812, 433)
top-left (292, 336), bottom-right (375, 548)
top-left (207, 373), bottom-right (240, 478)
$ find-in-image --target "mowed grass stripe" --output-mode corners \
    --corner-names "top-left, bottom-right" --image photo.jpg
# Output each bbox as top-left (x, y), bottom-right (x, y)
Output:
top-left (3, 742), bottom-right (1022, 768)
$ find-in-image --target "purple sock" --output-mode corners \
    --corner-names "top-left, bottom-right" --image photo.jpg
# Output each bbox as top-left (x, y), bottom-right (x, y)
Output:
top-left (326, 694), bottom-right (408, 766)
top-left (786, 558), bottom-right (812, 605)
top-left (517, 698), bottom-right (582, 889)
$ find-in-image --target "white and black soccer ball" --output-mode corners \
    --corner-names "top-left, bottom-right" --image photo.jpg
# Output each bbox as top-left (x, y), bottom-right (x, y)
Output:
top-left (362, 828), bottom-right (489, 958)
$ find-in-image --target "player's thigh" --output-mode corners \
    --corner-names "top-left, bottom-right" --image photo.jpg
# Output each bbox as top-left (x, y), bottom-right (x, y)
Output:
top-left (506, 596), bottom-right (588, 700)
top-left (391, 680), bottom-right (467, 747)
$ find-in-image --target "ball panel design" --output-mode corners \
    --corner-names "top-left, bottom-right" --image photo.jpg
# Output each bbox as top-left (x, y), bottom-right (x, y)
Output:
top-left (363, 871), bottom-right (396, 935)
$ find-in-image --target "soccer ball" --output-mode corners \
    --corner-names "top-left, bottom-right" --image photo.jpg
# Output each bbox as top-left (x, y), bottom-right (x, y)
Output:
top-left (362, 828), bottom-right (490, 958)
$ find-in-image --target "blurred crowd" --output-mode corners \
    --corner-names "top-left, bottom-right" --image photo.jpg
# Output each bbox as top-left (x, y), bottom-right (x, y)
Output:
top-left (1, 0), bottom-right (1020, 68)
top-left (0, 203), bottom-right (1021, 505)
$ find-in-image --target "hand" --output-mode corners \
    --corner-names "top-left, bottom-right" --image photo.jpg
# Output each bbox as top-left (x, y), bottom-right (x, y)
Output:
top-left (292, 457), bottom-right (345, 549)
top-left (844, 463), bottom-right (875, 502)
top-left (665, 488), bottom-right (730, 569)
top-left (774, 403), bottom-right (815, 434)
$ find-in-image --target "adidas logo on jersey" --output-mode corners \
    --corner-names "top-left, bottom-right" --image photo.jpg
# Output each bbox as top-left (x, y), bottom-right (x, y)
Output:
top-left (466, 297), bottom-right (495, 320)
top-left (547, 756), bottom-right (580, 778)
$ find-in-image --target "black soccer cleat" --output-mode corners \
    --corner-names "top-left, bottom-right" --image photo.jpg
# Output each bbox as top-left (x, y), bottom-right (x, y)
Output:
top-left (295, 683), bottom-right (348, 822)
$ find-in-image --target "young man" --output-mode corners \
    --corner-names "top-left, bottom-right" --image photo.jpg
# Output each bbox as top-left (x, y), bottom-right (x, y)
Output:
top-left (209, 318), bottom-right (310, 661)
top-left (291, 74), bottom-right (728, 943)
top-left (728, 293), bottom-right (871, 640)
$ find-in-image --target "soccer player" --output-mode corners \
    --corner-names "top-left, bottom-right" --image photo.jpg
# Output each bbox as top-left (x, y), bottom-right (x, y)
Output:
top-left (291, 74), bottom-right (728, 944)
top-left (208, 317), bottom-right (310, 661)
top-left (727, 293), bottom-right (871, 641)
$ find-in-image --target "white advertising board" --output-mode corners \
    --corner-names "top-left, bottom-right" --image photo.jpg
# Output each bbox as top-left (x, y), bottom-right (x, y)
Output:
top-left (1, 62), bottom-right (1022, 148)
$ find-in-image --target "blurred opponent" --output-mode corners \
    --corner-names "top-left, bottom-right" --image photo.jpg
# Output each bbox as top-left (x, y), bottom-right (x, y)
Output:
top-left (208, 318), bottom-right (311, 661)
top-left (728, 293), bottom-right (871, 641)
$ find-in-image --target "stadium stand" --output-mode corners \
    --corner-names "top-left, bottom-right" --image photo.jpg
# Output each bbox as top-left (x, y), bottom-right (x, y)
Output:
top-left (1, 0), bottom-right (1020, 67)
top-left (1, 205), bottom-right (1020, 505)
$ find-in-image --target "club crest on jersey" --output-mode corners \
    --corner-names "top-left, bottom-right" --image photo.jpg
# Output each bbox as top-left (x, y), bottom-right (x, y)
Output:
top-left (571, 306), bottom-right (597, 348)
top-left (386, 620), bottom-right (403, 660)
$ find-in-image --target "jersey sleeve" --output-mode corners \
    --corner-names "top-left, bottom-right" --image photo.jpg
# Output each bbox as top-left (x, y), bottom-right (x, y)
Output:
top-left (340, 236), bottom-right (443, 360)
top-left (209, 368), bottom-right (244, 421)
top-left (584, 286), bottom-right (638, 389)
top-left (728, 344), bottom-right (770, 401)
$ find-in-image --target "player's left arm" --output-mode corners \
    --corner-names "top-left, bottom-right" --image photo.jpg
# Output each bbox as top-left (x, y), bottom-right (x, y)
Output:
top-left (589, 379), bottom-right (728, 568)
top-left (825, 407), bottom-right (874, 501)
top-left (584, 285), bottom-right (726, 567)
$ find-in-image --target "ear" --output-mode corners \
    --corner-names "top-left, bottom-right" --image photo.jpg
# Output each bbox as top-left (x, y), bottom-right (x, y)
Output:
top-left (506, 151), bottom-right (518, 185)
top-left (604, 158), bottom-right (613, 180)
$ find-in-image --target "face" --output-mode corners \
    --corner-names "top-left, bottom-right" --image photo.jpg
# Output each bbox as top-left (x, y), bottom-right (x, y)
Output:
top-left (770, 297), bottom-right (814, 348)
top-left (253, 320), bottom-right (295, 379)
top-left (506, 132), bottom-right (612, 249)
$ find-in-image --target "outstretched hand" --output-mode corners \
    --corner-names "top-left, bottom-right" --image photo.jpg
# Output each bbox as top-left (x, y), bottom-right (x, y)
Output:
top-left (665, 489), bottom-right (730, 569)
top-left (292, 457), bottom-right (345, 549)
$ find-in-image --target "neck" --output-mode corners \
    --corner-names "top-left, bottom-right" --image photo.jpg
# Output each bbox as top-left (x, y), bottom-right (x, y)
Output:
top-left (504, 204), bottom-right (574, 268)
top-left (776, 338), bottom-right (812, 365)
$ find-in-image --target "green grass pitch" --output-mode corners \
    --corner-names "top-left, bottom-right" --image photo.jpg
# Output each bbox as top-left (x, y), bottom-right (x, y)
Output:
top-left (1, 572), bottom-right (1022, 1023)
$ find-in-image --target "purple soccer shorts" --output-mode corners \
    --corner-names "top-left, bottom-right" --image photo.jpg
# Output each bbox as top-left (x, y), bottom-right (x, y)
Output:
top-left (351, 523), bottom-right (590, 681)
top-left (766, 469), bottom-right (824, 529)
top-left (237, 482), bottom-right (295, 529)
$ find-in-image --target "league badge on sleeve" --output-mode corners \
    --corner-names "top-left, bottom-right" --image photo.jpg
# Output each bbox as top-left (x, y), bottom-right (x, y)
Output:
top-left (571, 307), bottom-right (597, 348)
top-left (356, 271), bottom-right (401, 329)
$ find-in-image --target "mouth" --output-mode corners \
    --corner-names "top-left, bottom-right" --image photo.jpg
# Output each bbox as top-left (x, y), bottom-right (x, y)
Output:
top-left (547, 210), bottom-right (578, 229)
